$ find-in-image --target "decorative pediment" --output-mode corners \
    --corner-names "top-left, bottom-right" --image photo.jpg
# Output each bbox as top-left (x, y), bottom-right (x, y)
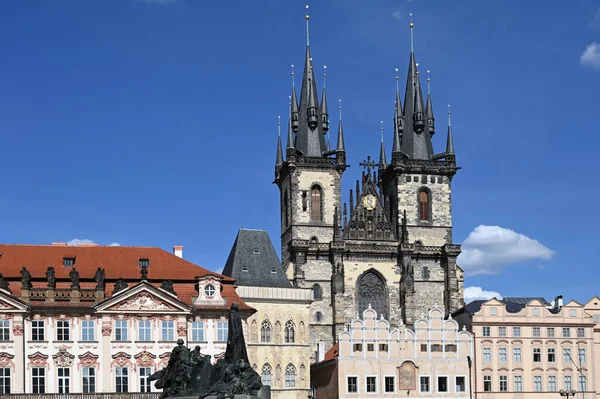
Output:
top-left (0, 291), bottom-right (28, 313)
top-left (96, 282), bottom-right (191, 313)
top-left (0, 352), bottom-right (14, 368)
top-left (112, 292), bottom-right (177, 311)
top-left (53, 349), bottom-right (75, 367)
top-left (194, 276), bottom-right (226, 307)
top-left (78, 352), bottom-right (99, 369)
top-left (28, 352), bottom-right (49, 369)
top-left (111, 352), bottom-right (132, 368)
top-left (344, 174), bottom-right (395, 241)
top-left (134, 350), bottom-right (157, 368)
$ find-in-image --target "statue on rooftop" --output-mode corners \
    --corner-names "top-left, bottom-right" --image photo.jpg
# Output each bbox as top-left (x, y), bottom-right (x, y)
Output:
top-left (69, 267), bottom-right (80, 289)
top-left (46, 266), bottom-right (56, 289)
top-left (94, 267), bottom-right (105, 290)
top-left (160, 280), bottom-right (176, 295)
top-left (113, 278), bottom-right (128, 294)
top-left (0, 274), bottom-right (12, 294)
top-left (140, 265), bottom-right (148, 280)
top-left (20, 267), bottom-right (32, 289)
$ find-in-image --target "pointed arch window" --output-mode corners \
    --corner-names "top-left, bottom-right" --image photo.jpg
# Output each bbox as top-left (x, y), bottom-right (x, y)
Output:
top-left (357, 270), bottom-right (388, 319)
top-left (315, 312), bottom-right (323, 322)
top-left (260, 320), bottom-right (272, 343)
top-left (418, 189), bottom-right (431, 222)
top-left (261, 364), bottom-right (272, 386)
top-left (422, 266), bottom-right (430, 280)
top-left (312, 284), bottom-right (322, 301)
top-left (311, 186), bottom-right (322, 222)
top-left (284, 321), bottom-right (295, 343)
top-left (285, 364), bottom-right (296, 387)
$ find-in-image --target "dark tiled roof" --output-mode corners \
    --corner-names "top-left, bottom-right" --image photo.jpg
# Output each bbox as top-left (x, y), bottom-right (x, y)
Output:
top-left (503, 297), bottom-right (550, 306)
top-left (222, 229), bottom-right (291, 288)
top-left (456, 298), bottom-right (527, 316)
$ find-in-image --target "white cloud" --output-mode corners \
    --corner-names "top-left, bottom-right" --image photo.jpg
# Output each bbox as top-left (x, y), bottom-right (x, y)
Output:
top-left (464, 286), bottom-right (502, 304)
top-left (457, 225), bottom-right (554, 275)
top-left (67, 238), bottom-right (95, 246)
top-left (392, 10), bottom-right (403, 20)
top-left (109, 243), bottom-right (121, 247)
top-left (580, 43), bottom-right (600, 70)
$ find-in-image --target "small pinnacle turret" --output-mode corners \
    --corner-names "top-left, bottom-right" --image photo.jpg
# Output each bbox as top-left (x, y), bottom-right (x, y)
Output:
top-left (413, 70), bottom-right (425, 133)
top-left (276, 116), bottom-right (283, 166)
top-left (336, 99), bottom-right (345, 152)
top-left (446, 105), bottom-right (454, 155)
top-left (379, 121), bottom-right (387, 169)
top-left (320, 66), bottom-right (329, 133)
top-left (426, 70), bottom-right (435, 136)
top-left (291, 65), bottom-right (299, 133)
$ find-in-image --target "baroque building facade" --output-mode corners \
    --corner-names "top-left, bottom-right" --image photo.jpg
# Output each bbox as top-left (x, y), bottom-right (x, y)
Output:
top-left (273, 13), bottom-right (464, 357)
top-left (0, 243), bottom-right (253, 395)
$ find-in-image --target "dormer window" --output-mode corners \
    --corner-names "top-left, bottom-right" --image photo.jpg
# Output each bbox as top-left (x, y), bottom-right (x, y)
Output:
top-left (241, 266), bottom-right (249, 272)
top-left (63, 258), bottom-right (75, 267)
top-left (138, 258), bottom-right (150, 268)
top-left (204, 284), bottom-right (215, 298)
top-left (270, 268), bottom-right (277, 274)
top-left (253, 250), bottom-right (260, 255)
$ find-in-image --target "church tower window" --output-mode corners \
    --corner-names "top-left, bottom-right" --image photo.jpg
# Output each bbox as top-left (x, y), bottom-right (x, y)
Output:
top-left (418, 189), bottom-right (431, 222)
top-left (311, 186), bottom-right (322, 222)
top-left (357, 270), bottom-right (388, 319)
top-left (312, 284), bottom-right (322, 300)
top-left (260, 320), bottom-right (272, 343)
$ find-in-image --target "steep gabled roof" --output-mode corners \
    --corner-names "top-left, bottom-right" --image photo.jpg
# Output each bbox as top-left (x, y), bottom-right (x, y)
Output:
top-left (222, 229), bottom-right (291, 288)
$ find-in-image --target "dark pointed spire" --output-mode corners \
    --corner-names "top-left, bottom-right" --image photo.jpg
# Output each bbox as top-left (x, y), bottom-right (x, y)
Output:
top-left (276, 116), bottom-right (283, 166)
top-left (349, 189), bottom-right (354, 214)
top-left (286, 98), bottom-right (296, 160)
top-left (446, 104), bottom-right (454, 155)
top-left (307, 70), bottom-right (319, 130)
top-left (425, 69), bottom-right (435, 136)
top-left (333, 206), bottom-right (341, 240)
top-left (413, 70), bottom-right (425, 133)
top-left (336, 99), bottom-right (345, 152)
top-left (291, 65), bottom-right (299, 133)
top-left (379, 120), bottom-right (387, 168)
top-left (395, 68), bottom-right (404, 136)
top-left (355, 180), bottom-right (360, 205)
top-left (343, 203), bottom-right (348, 230)
top-left (320, 66), bottom-right (329, 133)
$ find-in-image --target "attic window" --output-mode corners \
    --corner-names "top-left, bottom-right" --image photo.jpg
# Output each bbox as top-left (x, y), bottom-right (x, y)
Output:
top-left (253, 250), bottom-right (260, 255)
top-left (271, 268), bottom-right (277, 274)
top-left (63, 258), bottom-right (75, 267)
top-left (139, 258), bottom-right (150, 268)
top-left (241, 266), bottom-right (249, 272)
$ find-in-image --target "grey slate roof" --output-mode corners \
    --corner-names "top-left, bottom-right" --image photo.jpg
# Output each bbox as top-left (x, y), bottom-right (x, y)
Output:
top-left (503, 297), bottom-right (550, 306)
top-left (222, 229), bottom-right (291, 288)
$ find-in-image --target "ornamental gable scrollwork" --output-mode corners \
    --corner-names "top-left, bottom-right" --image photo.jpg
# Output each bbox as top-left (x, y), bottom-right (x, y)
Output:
top-left (53, 349), bottom-right (75, 367)
top-left (134, 350), bottom-right (157, 369)
top-left (110, 292), bottom-right (178, 312)
top-left (0, 352), bottom-right (15, 369)
top-left (78, 351), bottom-right (99, 369)
top-left (28, 351), bottom-right (49, 369)
top-left (111, 352), bottom-right (132, 368)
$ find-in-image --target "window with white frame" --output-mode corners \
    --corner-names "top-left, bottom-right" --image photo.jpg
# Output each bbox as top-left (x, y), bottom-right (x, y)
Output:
top-left (533, 348), bottom-right (541, 362)
top-left (548, 376), bottom-right (557, 391)
top-left (115, 320), bottom-right (128, 341)
top-left (534, 376), bottom-right (542, 392)
top-left (217, 321), bottom-right (228, 342)
top-left (498, 326), bottom-right (506, 337)
top-left (31, 320), bottom-right (44, 341)
top-left (512, 326), bottom-right (521, 337)
top-left (547, 327), bottom-right (555, 337)
top-left (32, 367), bottom-right (45, 394)
top-left (482, 326), bottom-right (490, 336)
top-left (57, 367), bottom-right (70, 394)
top-left (499, 348), bottom-right (507, 362)
top-left (82, 367), bottom-right (95, 393)
top-left (139, 367), bottom-right (152, 393)
top-left (456, 376), bottom-right (466, 393)
top-left (578, 348), bottom-right (586, 363)
top-left (579, 376), bottom-right (587, 392)
top-left (115, 367), bottom-right (128, 393)
top-left (513, 347), bottom-right (522, 362)
top-left (284, 364), bottom-right (296, 387)
top-left (420, 376), bottom-right (430, 392)
top-left (437, 376), bottom-right (448, 393)
top-left (577, 327), bottom-right (585, 338)
top-left (261, 364), bottom-right (272, 386)
top-left (385, 376), bottom-right (395, 393)
top-left (347, 376), bottom-right (358, 393)
top-left (499, 375), bottom-right (507, 392)
top-left (191, 322), bottom-right (204, 341)
top-left (161, 320), bottom-right (175, 341)
top-left (0, 320), bottom-right (9, 341)
top-left (533, 327), bottom-right (541, 337)
top-left (483, 347), bottom-right (491, 362)
top-left (138, 320), bottom-right (151, 341)
top-left (57, 320), bottom-right (70, 341)
top-left (562, 327), bottom-right (570, 337)
top-left (514, 376), bottom-right (523, 392)
top-left (563, 348), bottom-right (571, 362)
top-left (564, 376), bottom-right (572, 390)
top-left (483, 376), bottom-right (492, 392)
top-left (0, 368), bottom-right (10, 394)
top-left (548, 347), bottom-right (556, 362)
top-left (81, 320), bottom-right (95, 341)
top-left (366, 376), bottom-right (377, 393)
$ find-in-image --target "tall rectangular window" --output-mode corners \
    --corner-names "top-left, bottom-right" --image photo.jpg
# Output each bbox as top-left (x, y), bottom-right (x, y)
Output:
top-left (562, 328), bottom-right (570, 337)
top-left (578, 348), bottom-right (586, 363)
top-left (57, 368), bottom-right (70, 394)
top-left (547, 327), bottom-right (555, 337)
top-left (115, 367), bottom-right (128, 393)
top-left (513, 347), bottom-right (522, 362)
top-left (115, 320), bottom-right (128, 341)
top-left (456, 376), bottom-right (466, 393)
top-left (577, 328), bottom-right (585, 338)
top-left (420, 376), bottom-right (430, 392)
top-left (548, 376), bottom-right (557, 391)
top-left (483, 376), bottom-right (492, 392)
top-left (512, 327), bottom-right (521, 337)
top-left (482, 327), bottom-right (490, 337)
top-left (347, 376), bottom-right (358, 393)
top-left (548, 348), bottom-right (556, 362)
top-left (498, 327), bottom-right (506, 337)
top-left (534, 376), bottom-right (542, 392)
top-left (499, 348), bottom-right (507, 362)
top-left (564, 376), bottom-right (572, 390)
top-left (217, 321), bottom-right (228, 342)
top-left (0, 320), bottom-right (10, 341)
top-left (533, 327), bottom-right (541, 337)
top-left (499, 376), bottom-right (507, 392)
top-left (366, 376), bottom-right (377, 393)
top-left (81, 320), bottom-right (95, 341)
top-left (31, 320), bottom-right (44, 341)
top-left (533, 348), bottom-right (541, 362)
top-left (57, 320), bottom-right (70, 341)
top-left (0, 368), bottom-right (10, 394)
top-left (138, 320), bottom-right (151, 341)
top-left (579, 376), bottom-right (587, 392)
top-left (385, 376), bottom-right (395, 393)
top-left (563, 348), bottom-right (571, 362)
top-left (483, 348), bottom-right (491, 362)
top-left (161, 321), bottom-right (175, 341)
top-left (139, 367), bottom-right (152, 393)
top-left (437, 376), bottom-right (448, 393)
top-left (191, 322), bottom-right (204, 341)
top-left (311, 187), bottom-right (322, 222)
top-left (514, 376), bottom-right (523, 392)
top-left (82, 367), bottom-right (95, 393)
top-left (32, 367), bottom-right (45, 394)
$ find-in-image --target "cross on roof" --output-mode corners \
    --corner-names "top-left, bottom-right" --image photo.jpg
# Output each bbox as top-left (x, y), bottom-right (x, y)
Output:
top-left (359, 156), bottom-right (377, 175)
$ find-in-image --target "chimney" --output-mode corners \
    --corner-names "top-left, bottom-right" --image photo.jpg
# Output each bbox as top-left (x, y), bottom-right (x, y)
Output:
top-left (549, 295), bottom-right (563, 311)
top-left (173, 246), bottom-right (183, 258)
top-left (52, 242), bottom-right (67, 246)
top-left (317, 341), bottom-right (325, 363)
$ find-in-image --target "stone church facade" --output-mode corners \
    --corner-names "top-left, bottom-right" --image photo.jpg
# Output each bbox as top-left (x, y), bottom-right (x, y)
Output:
top-left (273, 14), bottom-right (465, 358)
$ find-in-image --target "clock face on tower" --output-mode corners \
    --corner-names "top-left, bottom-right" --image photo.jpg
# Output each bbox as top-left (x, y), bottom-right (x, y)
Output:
top-left (362, 194), bottom-right (377, 210)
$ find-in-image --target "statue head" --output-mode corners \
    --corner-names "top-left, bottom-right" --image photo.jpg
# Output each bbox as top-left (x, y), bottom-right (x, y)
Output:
top-left (231, 302), bottom-right (239, 311)
top-left (177, 338), bottom-right (184, 345)
top-left (194, 345), bottom-right (200, 351)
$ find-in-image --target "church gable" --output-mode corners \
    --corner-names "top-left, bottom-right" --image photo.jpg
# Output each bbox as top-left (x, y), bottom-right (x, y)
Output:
top-left (344, 173), bottom-right (395, 241)
top-left (96, 282), bottom-right (191, 314)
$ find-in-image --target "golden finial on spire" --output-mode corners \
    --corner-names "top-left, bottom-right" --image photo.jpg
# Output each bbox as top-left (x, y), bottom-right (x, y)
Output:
top-left (409, 13), bottom-right (415, 52)
top-left (323, 65), bottom-right (327, 88)
top-left (278, 115), bottom-right (281, 137)
top-left (380, 120), bottom-right (384, 143)
top-left (305, 5), bottom-right (310, 46)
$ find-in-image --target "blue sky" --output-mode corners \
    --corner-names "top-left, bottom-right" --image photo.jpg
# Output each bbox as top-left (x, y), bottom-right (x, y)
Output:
top-left (1, 0), bottom-right (599, 305)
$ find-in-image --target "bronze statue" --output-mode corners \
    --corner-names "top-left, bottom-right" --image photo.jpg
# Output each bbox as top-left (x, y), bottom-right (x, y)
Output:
top-left (224, 302), bottom-right (249, 364)
top-left (69, 267), bottom-right (80, 289)
top-left (0, 274), bottom-right (11, 294)
top-left (20, 267), bottom-right (32, 289)
top-left (160, 280), bottom-right (175, 295)
top-left (140, 265), bottom-right (148, 280)
top-left (94, 267), bottom-right (105, 290)
top-left (113, 278), bottom-right (128, 294)
top-left (46, 266), bottom-right (56, 289)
